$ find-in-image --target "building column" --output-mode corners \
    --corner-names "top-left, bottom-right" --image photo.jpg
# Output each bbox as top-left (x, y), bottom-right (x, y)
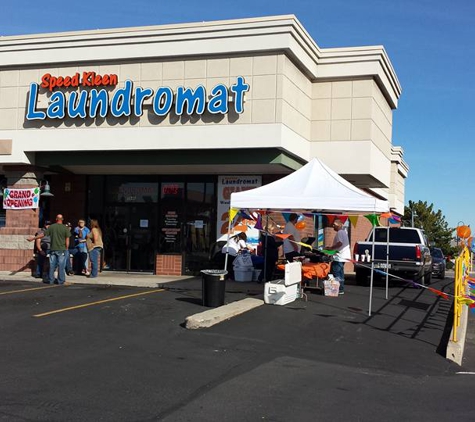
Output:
top-left (0, 166), bottom-right (43, 273)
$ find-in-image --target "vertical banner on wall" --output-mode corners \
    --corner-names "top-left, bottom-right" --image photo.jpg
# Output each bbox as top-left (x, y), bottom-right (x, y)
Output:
top-left (217, 176), bottom-right (262, 240)
top-left (2, 187), bottom-right (40, 209)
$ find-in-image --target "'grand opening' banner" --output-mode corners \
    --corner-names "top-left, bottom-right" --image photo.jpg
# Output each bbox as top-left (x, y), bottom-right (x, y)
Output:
top-left (3, 188), bottom-right (40, 209)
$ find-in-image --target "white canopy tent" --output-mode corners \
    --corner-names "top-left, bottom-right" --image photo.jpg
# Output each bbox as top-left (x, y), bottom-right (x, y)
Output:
top-left (230, 158), bottom-right (389, 213)
top-left (230, 157), bottom-right (390, 315)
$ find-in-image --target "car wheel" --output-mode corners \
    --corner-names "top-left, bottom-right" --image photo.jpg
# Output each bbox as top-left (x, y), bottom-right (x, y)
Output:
top-left (424, 271), bottom-right (432, 286)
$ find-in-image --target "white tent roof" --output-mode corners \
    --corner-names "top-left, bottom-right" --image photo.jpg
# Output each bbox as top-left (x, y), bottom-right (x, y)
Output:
top-left (230, 158), bottom-right (389, 213)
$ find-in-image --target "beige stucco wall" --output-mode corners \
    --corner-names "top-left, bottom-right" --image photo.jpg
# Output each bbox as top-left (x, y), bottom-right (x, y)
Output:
top-left (0, 55), bottom-right (284, 130)
top-left (0, 15), bottom-right (405, 195)
top-left (309, 78), bottom-right (394, 187)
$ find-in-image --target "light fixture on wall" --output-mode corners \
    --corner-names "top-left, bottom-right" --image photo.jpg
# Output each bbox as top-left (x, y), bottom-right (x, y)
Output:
top-left (39, 180), bottom-right (54, 197)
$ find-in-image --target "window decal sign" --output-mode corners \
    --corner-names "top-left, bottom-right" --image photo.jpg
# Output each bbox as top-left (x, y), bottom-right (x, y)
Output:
top-left (217, 176), bottom-right (261, 240)
top-left (3, 188), bottom-right (40, 209)
top-left (26, 73), bottom-right (250, 121)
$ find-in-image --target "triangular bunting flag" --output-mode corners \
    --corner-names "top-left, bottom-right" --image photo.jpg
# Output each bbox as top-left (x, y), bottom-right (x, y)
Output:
top-left (339, 215), bottom-right (348, 224)
top-left (238, 210), bottom-right (253, 220)
top-left (364, 214), bottom-right (379, 226)
top-left (326, 215), bottom-right (336, 227)
top-left (254, 214), bottom-right (263, 230)
top-left (282, 212), bottom-right (291, 223)
top-left (348, 215), bottom-right (359, 228)
top-left (229, 208), bottom-right (239, 223)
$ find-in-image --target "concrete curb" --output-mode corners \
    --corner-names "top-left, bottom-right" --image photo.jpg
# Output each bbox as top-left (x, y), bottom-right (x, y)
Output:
top-left (185, 298), bottom-right (264, 329)
top-left (0, 271), bottom-right (192, 289)
top-left (447, 305), bottom-right (468, 366)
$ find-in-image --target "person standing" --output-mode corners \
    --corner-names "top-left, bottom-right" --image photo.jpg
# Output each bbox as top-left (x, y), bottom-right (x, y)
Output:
top-left (283, 213), bottom-right (301, 262)
top-left (28, 214), bottom-right (71, 285)
top-left (74, 219), bottom-right (90, 276)
top-left (33, 220), bottom-right (51, 279)
top-left (220, 232), bottom-right (250, 280)
top-left (257, 222), bottom-right (283, 283)
top-left (86, 219), bottom-right (103, 278)
top-left (64, 222), bottom-right (77, 276)
top-left (326, 218), bottom-right (351, 295)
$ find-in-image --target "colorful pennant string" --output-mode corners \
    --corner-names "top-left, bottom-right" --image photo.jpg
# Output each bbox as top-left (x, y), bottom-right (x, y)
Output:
top-left (254, 214), bottom-right (263, 230)
top-left (364, 214), bottom-right (379, 226)
top-left (238, 210), bottom-right (253, 220)
top-left (229, 207), bottom-right (239, 223)
top-left (348, 215), bottom-right (359, 228)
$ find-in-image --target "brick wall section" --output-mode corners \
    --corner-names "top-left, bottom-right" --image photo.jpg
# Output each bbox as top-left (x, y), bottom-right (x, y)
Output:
top-left (1, 177), bottom-right (40, 273)
top-left (156, 254), bottom-right (182, 276)
top-left (5, 203), bottom-right (39, 228)
top-left (0, 249), bottom-right (34, 272)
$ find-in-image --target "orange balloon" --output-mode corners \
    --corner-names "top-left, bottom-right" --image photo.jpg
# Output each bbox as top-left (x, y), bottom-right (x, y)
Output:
top-left (295, 221), bottom-right (306, 230)
top-left (457, 225), bottom-right (471, 239)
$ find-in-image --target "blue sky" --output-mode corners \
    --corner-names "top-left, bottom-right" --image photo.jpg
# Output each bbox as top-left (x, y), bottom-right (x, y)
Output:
top-left (2, 0), bottom-right (474, 229)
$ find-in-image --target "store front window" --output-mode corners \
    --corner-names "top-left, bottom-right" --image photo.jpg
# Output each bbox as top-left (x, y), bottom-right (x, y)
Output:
top-left (102, 176), bottom-right (159, 272)
top-left (88, 176), bottom-right (217, 275)
top-left (184, 182), bottom-right (216, 274)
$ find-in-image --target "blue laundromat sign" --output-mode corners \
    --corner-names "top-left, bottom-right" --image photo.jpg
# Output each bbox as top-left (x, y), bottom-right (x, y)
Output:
top-left (26, 72), bottom-right (250, 121)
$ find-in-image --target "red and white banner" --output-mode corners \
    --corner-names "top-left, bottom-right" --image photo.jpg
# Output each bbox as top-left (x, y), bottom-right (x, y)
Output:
top-left (2, 187), bottom-right (40, 209)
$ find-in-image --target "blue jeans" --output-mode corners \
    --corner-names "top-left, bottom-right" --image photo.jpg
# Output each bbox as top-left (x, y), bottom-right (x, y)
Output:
top-left (89, 247), bottom-right (102, 278)
top-left (49, 251), bottom-right (67, 284)
top-left (65, 247), bottom-right (78, 273)
top-left (331, 261), bottom-right (345, 292)
top-left (35, 252), bottom-right (46, 277)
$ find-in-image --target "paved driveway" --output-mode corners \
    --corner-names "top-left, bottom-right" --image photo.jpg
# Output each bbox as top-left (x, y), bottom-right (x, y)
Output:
top-left (0, 275), bottom-right (474, 421)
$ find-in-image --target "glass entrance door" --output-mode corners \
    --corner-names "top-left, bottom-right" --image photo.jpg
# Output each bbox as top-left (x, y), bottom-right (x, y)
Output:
top-left (183, 182), bottom-right (216, 275)
top-left (104, 204), bottom-right (156, 272)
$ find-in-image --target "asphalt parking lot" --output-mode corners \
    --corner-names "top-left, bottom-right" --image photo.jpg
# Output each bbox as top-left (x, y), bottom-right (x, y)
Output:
top-left (1, 275), bottom-right (475, 421)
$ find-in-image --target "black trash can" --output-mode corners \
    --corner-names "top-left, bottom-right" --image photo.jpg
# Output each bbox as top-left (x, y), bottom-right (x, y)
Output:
top-left (201, 269), bottom-right (228, 307)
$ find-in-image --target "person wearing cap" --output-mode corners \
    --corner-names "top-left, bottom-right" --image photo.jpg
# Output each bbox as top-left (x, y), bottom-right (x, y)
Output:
top-left (28, 214), bottom-right (71, 285)
top-left (33, 220), bottom-right (51, 279)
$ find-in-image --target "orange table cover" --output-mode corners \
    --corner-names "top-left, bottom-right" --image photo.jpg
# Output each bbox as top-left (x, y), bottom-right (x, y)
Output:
top-left (277, 262), bottom-right (331, 280)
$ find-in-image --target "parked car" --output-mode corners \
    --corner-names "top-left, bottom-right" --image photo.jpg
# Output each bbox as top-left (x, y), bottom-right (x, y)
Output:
top-left (354, 227), bottom-right (433, 285)
top-left (430, 247), bottom-right (446, 279)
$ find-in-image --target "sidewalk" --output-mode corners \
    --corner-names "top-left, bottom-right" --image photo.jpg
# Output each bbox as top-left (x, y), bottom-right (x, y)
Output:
top-left (0, 270), bottom-right (193, 288)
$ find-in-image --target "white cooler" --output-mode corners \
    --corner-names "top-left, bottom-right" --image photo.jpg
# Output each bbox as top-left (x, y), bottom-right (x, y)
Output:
top-left (264, 262), bottom-right (302, 306)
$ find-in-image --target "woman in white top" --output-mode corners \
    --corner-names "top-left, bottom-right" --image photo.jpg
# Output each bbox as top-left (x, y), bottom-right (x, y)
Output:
top-left (221, 232), bottom-right (249, 256)
top-left (221, 232), bottom-right (251, 279)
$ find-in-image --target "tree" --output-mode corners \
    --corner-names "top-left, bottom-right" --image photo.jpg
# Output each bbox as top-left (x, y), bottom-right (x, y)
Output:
top-left (402, 200), bottom-right (454, 255)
